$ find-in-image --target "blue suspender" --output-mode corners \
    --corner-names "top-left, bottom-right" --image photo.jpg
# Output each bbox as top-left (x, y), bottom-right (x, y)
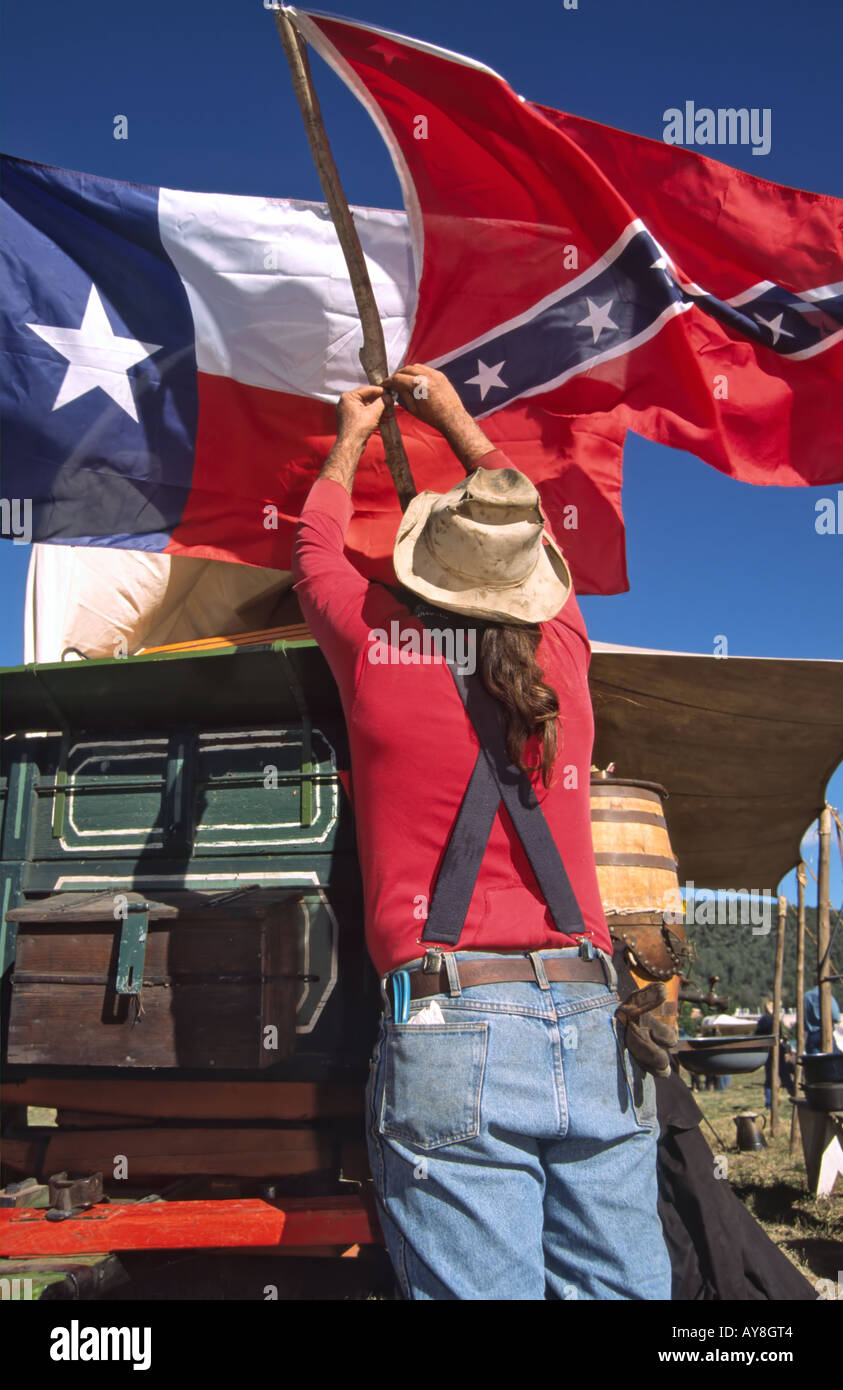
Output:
top-left (414, 606), bottom-right (587, 948)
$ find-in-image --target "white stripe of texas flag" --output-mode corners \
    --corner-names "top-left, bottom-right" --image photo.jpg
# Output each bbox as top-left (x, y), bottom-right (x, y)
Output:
top-left (156, 188), bottom-right (415, 401)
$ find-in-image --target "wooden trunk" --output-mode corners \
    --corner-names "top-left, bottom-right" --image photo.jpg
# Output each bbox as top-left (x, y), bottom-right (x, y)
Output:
top-left (6, 891), bottom-right (300, 1069)
top-left (3, 1078), bottom-right (363, 1121)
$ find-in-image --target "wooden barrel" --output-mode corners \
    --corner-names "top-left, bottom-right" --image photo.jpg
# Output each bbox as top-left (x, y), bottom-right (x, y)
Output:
top-left (590, 777), bottom-right (679, 917)
top-left (591, 777), bottom-right (682, 1020)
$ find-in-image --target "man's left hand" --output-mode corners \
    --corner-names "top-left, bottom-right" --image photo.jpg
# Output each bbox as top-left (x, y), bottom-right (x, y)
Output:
top-left (336, 384), bottom-right (386, 445)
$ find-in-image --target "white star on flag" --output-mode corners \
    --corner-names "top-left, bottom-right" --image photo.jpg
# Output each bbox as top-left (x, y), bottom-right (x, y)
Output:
top-left (465, 359), bottom-right (507, 401)
top-left (577, 297), bottom-right (618, 344)
top-left (753, 311), bottom-right (795, 346)
top-left (27, 284), bottom-right (162, 422)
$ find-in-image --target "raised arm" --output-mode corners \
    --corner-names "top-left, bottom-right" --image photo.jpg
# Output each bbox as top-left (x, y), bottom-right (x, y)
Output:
top-left (382, 363), bottom-right (498, 474)
top-left (317, 383), bottom-right (386, 494)
top-left (291, 384), bottom-right (387, 682)
top-left (384, 362), bottom-right (561, 542)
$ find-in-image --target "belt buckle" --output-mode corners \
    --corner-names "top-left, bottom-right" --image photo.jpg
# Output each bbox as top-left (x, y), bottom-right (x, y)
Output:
top-left (422, 949), bottom-right (443, 975)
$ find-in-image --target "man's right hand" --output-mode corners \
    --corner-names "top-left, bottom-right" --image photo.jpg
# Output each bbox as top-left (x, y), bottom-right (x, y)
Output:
top-left (382, 363), bottom-right (471, 435)
top-left (382, 363), bottom-right (496, 472)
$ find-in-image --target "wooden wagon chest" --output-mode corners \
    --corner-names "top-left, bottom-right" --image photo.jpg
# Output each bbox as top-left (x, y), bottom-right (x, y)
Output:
top-left (6, 888), bottom-right (302, 1069)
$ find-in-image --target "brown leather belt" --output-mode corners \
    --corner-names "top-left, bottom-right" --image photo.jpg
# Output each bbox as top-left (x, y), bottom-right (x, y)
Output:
top-left (406, 955), bottom-right (609, 1001)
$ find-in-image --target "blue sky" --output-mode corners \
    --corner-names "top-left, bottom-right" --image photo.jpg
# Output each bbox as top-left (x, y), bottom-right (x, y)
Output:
top-left (1, 0), bottom-right (842, 908)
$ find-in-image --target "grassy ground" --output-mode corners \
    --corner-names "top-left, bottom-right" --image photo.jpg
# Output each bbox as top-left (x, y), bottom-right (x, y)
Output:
top-left (687, 1070), bottom-right (843, 1290)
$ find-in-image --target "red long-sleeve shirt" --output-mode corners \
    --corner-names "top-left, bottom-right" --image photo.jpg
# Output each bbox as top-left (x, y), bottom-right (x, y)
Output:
top-left (291, 450), bottom-right (610, 976)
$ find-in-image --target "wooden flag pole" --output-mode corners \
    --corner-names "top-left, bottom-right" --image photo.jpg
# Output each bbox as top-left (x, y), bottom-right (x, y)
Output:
top-left (770, 895), bottom-right (787, 1137)
top-left (789, 863), bottom-right (806, 1153)
top-left (817, 806), bottom-right (834, 1053)
top-left (274, 9), bottom-right (416, 511)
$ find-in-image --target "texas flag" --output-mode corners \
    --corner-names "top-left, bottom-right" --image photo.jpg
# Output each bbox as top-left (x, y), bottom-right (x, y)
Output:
top-left (0, 154), bottom-right (626, 594)
top-left (291, 8), bottom-right (843, 490)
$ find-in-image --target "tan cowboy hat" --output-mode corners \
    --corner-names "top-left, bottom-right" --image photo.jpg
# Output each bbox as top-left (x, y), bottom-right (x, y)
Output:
top-left (393, 467), bottom-right (572, 624)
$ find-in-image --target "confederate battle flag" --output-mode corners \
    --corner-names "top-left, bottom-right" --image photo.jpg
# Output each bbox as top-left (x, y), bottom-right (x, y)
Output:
top-left (291, 12), bottom-right (843, 517)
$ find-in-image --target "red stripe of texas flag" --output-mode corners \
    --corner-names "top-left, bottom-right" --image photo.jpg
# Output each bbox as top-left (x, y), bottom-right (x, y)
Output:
top-left (165, 372), bottom-right (627, 596)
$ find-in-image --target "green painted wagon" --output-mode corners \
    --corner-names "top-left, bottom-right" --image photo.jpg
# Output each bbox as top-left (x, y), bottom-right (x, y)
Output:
top-left (2, 629), bottom-right (843, 1286)
top-left (0, 633), bottom-right (384, 1278)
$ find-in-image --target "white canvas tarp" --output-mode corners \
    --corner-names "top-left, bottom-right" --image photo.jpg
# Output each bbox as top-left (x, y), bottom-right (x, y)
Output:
top-left (24, 544), bottom-right (291, 662)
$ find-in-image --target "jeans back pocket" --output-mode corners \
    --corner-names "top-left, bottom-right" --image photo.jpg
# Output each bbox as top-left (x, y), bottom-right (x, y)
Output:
top-left (378, 1021), bottom-right (489, 1151)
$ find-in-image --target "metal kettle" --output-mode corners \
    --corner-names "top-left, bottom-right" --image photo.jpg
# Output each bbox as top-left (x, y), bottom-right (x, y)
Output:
top-left (733, 1110), bottom-right (767, 1151)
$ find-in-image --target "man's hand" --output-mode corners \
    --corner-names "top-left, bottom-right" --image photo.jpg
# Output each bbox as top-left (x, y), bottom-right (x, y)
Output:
top-left (382, 363), bottom-right (496, 473)
top-left (316, 384), bottom-right (385, 495)
top-left (336, 384), bottom-right (386, 445)
top-left (381, 364), bottom-right (467, 434)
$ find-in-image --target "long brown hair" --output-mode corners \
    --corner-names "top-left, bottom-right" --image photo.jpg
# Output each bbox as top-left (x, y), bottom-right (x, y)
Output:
top-left (393, 586), bottom-right (561, 788)
top-left (477, 624), bottom-right (560, 788)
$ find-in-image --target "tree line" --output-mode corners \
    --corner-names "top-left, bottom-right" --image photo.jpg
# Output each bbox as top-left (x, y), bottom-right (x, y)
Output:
top-left (682, 904), bottom-right (842, 1015)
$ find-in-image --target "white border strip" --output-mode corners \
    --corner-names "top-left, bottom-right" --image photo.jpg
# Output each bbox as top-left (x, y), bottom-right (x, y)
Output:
top-left (726, 279), bottom-right (843, 359)
top-left (283, 7), bottom-right (505, 80)
top-left (286, 7), bottom-right (434, 339)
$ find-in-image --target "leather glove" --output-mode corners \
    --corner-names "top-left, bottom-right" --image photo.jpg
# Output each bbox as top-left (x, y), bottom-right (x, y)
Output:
top-left (615, 981), bottom-right (679, 1079)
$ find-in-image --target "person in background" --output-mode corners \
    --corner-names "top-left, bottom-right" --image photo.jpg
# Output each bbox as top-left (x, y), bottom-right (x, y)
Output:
top-left (755, 999), bottom-right (775, 1108)
top-left (703, 1072), bottom-right (729, 1091)
top-left (803, 985), bottom-right (842, 1054)
top-left (756, 998), bottom-right (795, 1107)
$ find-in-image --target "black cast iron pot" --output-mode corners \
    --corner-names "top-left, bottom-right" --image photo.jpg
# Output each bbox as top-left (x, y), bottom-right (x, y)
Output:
top-left (802, 1082), bottom-right (843, 1112)
top-left (800, 1053), bottom-right (843, 1086)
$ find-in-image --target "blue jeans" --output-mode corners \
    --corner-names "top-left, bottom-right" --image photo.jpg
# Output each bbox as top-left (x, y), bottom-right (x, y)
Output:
top-left (365, 946), bottom-right (671, 1300)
